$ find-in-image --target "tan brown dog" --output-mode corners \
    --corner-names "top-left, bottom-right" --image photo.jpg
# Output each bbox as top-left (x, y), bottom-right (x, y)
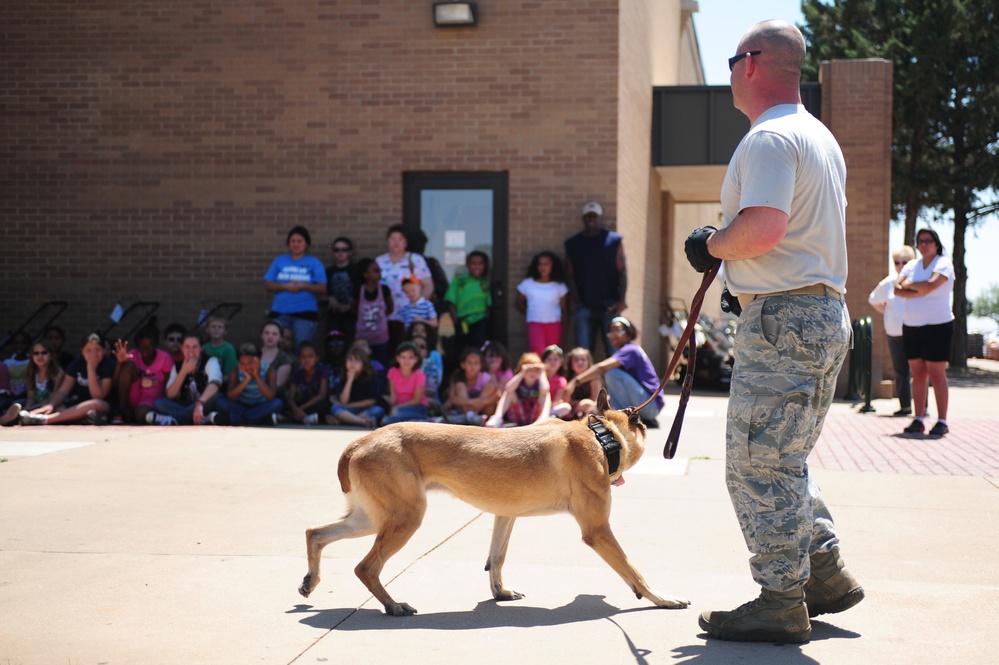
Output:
top-left (298, 391), bottom-right (689, 616)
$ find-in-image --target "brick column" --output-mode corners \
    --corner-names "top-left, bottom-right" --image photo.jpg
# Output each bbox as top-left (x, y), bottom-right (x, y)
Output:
top-left (820, 59), bottom-right (894, 398)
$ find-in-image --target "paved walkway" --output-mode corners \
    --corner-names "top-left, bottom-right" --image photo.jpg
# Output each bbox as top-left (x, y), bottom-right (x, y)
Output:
top-left (812, 358), bottom-right (999, 477)
top-left (814, 411), bottom-right (999, 476)
top-left (1, 358), bottom-right (997, 665)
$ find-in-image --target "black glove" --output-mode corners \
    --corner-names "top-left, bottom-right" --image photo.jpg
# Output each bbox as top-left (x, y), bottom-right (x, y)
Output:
top-left (720, 286), bottom-right (742, 316)
top-left (684, 226), bottom-right (719, 273)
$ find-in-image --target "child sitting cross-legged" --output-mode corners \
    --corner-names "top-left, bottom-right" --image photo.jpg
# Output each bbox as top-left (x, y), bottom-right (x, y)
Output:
top-left (380, 341), bottom-right (430, 425)
top-left (440, 346), bottom-right (499, 425)
top-left (283, 341), bottom-right (330, 425)
top-left (209, 342), bottom-right (284, 426)
top-left (328, 347), bottom-right (385, 428)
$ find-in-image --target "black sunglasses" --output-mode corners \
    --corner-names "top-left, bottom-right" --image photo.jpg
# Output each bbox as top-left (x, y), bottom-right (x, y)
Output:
top-left (728, 50), bottom-right (762, 71)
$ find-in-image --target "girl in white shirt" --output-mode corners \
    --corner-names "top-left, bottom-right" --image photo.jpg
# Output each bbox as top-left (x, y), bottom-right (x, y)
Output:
top-left (516, 251), bottom-right (569, 355)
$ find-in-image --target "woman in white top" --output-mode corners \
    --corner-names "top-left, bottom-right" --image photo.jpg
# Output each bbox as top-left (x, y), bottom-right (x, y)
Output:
top-left (375, 224), bottom-right (433, 353)
top-left (516, 251), bottom-right (569, 355)
top-left (868, 244), bottom-right (916, 416)
top-left (894, 228), bottom-right (955, 436)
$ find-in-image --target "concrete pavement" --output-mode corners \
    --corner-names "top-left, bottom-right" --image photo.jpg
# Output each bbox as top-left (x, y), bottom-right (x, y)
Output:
top-left (2, 360), bottom-right (997, 664)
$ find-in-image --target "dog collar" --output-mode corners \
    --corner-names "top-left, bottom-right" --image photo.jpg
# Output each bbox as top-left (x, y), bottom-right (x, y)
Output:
top-left (587, 415), bottom-right (622, 475)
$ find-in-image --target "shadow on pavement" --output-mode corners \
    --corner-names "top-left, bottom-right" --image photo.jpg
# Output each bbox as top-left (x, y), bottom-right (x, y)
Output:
top-left (289, 593), bottom-right (676, 631)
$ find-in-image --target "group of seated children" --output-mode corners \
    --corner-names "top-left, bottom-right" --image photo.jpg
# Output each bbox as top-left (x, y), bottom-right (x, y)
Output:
top-left (1, 318), bottom-right (605, 429)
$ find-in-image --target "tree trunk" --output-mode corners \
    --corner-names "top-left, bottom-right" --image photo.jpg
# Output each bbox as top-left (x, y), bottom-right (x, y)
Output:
top-left (951, 205), bottom-right (969, 368)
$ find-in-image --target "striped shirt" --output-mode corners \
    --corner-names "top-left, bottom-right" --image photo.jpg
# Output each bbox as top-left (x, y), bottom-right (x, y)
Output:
top-left (398, 297), bottom-right (437, 330)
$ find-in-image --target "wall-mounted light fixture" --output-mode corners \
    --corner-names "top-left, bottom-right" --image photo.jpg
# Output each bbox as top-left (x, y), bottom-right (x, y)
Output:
top-left (433, 1), bottom-right (478, 27)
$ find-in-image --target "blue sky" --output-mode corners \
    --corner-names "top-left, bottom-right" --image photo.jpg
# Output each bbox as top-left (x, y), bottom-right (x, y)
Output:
top-left (692, 0), bottom-right (805, 85)
top-left (692, 1), bottom-right (998, 324)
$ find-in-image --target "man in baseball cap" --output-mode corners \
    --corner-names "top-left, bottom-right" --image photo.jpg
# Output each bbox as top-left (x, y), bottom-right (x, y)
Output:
top-left (564, 201), bottom-right (627, 359)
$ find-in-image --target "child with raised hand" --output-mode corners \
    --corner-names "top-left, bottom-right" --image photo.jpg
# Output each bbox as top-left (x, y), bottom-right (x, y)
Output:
top-left (381, 341), bottom-right (429, 425)
top-left (516, 251), bottom-right (569, 355)
top-left (284, 341), bottom-right (330, 425)
top-left (442, 346), bottom-right (498, 425)
top-left (553, 347), bottom-right (601, 420)
top-left (114, 322), bottom-right (175, 425)
top-left (203, 315), bottom-right (238, 377)
top-left (486, 352), bottom-right (551, 428)
top-left (354, 257), bottom-right (394, 367)
top-left (444, 250), bottom-right (492, 351)
top-left (398, 274), bottom-right (438, 333)
top-left (15, 340), bottom-right (66, 425)
top-left (210, 342), bottom-right (284, 426)
top-left (328, 347), bottom-right (385, 427)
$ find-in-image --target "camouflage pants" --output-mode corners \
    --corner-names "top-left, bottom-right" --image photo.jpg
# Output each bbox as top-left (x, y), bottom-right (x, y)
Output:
top-left (726, 294), bottom-right (851, 591)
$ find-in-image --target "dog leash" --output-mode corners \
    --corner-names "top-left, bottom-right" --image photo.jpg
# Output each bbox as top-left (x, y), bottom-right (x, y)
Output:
top-left (624, 262), bottom-right (720, 460)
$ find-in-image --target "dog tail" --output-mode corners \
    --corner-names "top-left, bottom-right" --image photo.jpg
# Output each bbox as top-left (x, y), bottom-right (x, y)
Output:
top-left (337, 439), bottom-right (360, 494)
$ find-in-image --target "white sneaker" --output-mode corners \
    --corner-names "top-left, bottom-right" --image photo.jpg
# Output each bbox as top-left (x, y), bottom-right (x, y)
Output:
top-left (303, 413), bottom-right (319, 425)
top-left (19, 410), bottom-right (48, 426)
top-left (146, 411), bottom-right (178, 426)
top-left (485, 415), bottom-right (504, 429)
top-left (271, 412), bottom-right (287, 425)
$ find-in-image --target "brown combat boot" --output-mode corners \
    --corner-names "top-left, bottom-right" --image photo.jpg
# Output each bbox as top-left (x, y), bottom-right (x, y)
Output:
top-left (804, 547), bottom-right (865, 618)
top-left (698, 587), bottom-right (811, 643)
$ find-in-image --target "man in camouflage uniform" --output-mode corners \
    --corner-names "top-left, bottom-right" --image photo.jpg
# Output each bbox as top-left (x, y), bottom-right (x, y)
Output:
top-left (684, 20), bottom-right (864, 643)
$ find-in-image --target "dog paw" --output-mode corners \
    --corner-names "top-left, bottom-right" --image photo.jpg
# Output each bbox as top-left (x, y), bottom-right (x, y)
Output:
top-left (493, 588), bottom-right (525, 601)
top-left (298, 575), bottom-right (316, 598)
top-left (651, 595), bottom-right (690, 609)
top-left (385, 602), bottom-right (418, 616)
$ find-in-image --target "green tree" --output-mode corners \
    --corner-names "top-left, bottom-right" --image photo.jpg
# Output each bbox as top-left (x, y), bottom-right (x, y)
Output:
top-left (801, 0), bottom-right (999, 367)
top-left (972, 284), bottom-right (999, 327)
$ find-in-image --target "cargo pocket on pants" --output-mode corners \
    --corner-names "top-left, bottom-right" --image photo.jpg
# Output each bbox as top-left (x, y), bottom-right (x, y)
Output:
top-left (729, 371), bottom-right (818, 480)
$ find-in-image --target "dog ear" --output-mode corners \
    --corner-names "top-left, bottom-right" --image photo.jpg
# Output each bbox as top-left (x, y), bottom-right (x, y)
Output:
top-left (627, 409), bottom-right (641, 427)
top-left (596, 388), bottom-right (610, 413)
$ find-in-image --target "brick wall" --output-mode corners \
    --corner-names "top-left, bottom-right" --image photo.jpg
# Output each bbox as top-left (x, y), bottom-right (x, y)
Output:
top-left (617, 0), bottom-right (658, 360)
top-left (821, 59), bottom-right (894, 395)
top-left (1, 0), bottom-right (622, 354)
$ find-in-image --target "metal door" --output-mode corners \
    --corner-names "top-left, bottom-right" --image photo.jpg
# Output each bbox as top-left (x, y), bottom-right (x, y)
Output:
top-left (403, 172), bottom-right (509, 344)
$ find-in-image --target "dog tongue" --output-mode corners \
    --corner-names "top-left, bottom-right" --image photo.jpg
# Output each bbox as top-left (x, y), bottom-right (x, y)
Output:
top-left (612, 476), bottom-right (626, 487)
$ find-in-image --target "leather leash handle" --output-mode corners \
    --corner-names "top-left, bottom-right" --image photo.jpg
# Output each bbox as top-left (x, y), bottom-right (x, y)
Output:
top-left (664, 331), bottom-right (697, 459)
top-left (619, 262), bottom-right (720, 458)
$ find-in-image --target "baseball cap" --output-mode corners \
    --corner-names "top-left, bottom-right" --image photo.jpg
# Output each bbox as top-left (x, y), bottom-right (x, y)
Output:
top-left (581, 201), bottom-right (603, 217)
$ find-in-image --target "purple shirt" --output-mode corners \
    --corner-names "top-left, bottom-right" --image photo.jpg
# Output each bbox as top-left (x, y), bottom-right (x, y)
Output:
top-left (612, 342), bottom-right (665, 408)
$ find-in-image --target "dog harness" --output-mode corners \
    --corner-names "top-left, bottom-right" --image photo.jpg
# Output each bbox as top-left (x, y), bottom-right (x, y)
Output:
top-left (587, 415), bottom-right (622, 475)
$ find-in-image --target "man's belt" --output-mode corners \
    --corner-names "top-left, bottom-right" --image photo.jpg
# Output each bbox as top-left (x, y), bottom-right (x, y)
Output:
top-left (737, 283), bottom-right (843, 311)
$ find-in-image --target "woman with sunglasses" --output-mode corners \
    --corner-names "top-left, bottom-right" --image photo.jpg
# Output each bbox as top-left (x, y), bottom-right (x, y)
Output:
top-left (868, 244), bottom-right (916, 417)
top-left (894, 228), bottom-right (955, 436)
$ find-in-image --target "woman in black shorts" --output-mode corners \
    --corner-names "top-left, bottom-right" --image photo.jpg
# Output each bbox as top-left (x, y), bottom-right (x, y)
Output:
top-left (894, 228), bottom-right (955, 436)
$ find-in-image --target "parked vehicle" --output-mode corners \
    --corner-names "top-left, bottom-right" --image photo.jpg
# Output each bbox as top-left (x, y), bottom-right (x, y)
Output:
top-left (660, 300), bottom-right (734, 392)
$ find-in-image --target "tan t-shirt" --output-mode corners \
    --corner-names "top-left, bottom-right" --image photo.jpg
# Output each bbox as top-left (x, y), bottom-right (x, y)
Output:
top-left (720, 104), bottom-right (848, 296)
